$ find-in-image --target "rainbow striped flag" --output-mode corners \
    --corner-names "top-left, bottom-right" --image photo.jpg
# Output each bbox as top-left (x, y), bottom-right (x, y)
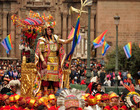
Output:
top-left (123, 42), bottom-right (132, 58)
top-left (68, 27), bottom-right (75, 39)
top-left (102, 41), bottom-right (110, 56)
top-left (66, 15), bottom-right (80, 61)
top-left (1, 33), bottom-right (13, 54)
top-left (93, 30), bottom-right (107, 44)
top-left (68, 27), bottom-right (81, 45)
top-left (93, 34), bottom-right (106, 48)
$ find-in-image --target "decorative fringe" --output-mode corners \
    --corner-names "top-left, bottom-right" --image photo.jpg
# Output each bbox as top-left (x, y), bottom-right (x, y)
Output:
top-left (57, 88), bottom-right (85, 110)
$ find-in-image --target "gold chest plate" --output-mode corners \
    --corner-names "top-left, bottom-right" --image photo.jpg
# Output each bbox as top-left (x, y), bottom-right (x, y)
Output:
top-left (50, 43), bottom-right (57, 51)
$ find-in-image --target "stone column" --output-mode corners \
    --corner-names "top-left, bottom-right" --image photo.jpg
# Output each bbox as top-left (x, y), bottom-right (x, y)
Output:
top-left (9, 11), bottom-right (16, 58)
top-left (68, 15), bottom-right (72, 54)
top-left (62, 12), bottom-right (68, 52)
top-left (0, 10), bottom-right (2, 57)
top-left (90, 10), bottom-right (96, 43)
top-left (2, 11), bottom-right (8, 57)
top-left (81, 36), bottom-right (84, 57)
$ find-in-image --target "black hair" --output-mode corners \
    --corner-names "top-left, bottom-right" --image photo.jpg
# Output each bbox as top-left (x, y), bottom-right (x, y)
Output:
top-left (37, 105), bottom-right (47, 110)
top-left (44, 27), bottom-right (55, 41)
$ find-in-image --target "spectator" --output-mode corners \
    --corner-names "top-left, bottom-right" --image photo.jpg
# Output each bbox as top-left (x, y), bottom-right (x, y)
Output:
top-left (122, 70), bottom-right (128, 82)
top-left (70, 68), bottom-right (75, 84)
top-left (8, 68), bottom-right (13, 80)
top-left (13, 70), bottom-right (18, 79)
top-left (80, 78), bottom-right (86, 85)
top-left (106, 73), bottom-right (111, 80)
top-left (100, 58), bottom-right (105, 67)
top-left (104, 78), bottom-right (111, 86)
top-left (91, 83), bottom-right (104, 96)
top-left (85, 76), bottom-right (98, 94)
top-left (100, 68), bottom-right (105, 85)
top-left (80, 67), bottom-right (85, 82)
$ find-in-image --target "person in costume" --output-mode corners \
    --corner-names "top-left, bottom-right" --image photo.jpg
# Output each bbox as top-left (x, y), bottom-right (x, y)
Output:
top-left (0, 77), bottom-right (11, 94)
top-left (34, 19), bottom-right (73, 96)
top-left (109, 92), bottom-right (119, 110)
top-left (57, 88), bottom-right (85, 110)
top-left (9, 95), bottom-right (18, 109)
top-left (0, 94), bottom-right (3, 109)
top-left (14, 94), bottom-right (20, 108)
top-left (1, 94), bottom-right (10, 110)
top-left (26, 98), bottom-right (38, 110)
top-left (17, 97), bottom-right (27, 110)
top-left (95, 93), bottom-right (102, 110)
top-left (48, 94), bottom-right (58, 110)
top-left (120, 83), bottom-right (140, 109)
top-left (7, 79), bottom-right (21, 96)
top-left (83, 95), bottom-right (97, 110)
top-left (101, 93), bottom-right (110, 110)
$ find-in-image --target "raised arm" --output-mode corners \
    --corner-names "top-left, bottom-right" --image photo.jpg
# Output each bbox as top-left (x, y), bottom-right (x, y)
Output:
top-left (59, 37), bottom-right (73, 44)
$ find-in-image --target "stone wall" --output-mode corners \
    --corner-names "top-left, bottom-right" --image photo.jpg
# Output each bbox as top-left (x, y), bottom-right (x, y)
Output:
top-left (96, 1), bottom-right (140, 60)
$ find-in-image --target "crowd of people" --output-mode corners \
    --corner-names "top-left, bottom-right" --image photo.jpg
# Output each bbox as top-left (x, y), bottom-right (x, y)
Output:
top-left (0, 59), bottom-right (140, 110)
top-left (69, 58), bottom-right (136, 87)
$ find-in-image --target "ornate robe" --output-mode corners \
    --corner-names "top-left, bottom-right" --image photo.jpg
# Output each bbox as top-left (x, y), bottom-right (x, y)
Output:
top-left (33, 35), bottom-right (66, 96)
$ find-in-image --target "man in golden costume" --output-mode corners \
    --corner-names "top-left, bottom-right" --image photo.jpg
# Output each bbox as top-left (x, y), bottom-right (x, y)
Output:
top-left (34, 20), bottom-right (73, 96)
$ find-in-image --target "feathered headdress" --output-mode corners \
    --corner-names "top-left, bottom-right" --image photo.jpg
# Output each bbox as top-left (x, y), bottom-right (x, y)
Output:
top-left (57, 88), bottom-right (85, 110)
top-left (121, 83), bottom-right (140, 108)
top-left (9, 80), bottom-right (21, 88)
top-left (11, 10), bottom-right (56, 32)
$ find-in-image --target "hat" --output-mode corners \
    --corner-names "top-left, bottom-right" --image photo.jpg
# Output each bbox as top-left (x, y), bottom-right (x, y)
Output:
top-left (101, 93), bottom-right (110, 101)
top-left (57, 88), bottom-right (85, 109)
top-left (48, 94), bottom-right (56, 101)
top-left (65, 95), bottom-right (79, 109)
top-left (120, 105), bottom-right (128, 110)
top-left (104, 106), bottom-right (110, 110)
top-left (38, 97), bottom-right (45, 105)
top-left (9, 95), bottom-right (15, 103)
top-left (82, 95), bottom-right (87, 101)
top-left (4, 78), bottom-right (10, 82)
top-left (27, 99), bottom-right (36, 108)
top-left (111, 105), bottom-right (118, 110)
top-left (84, 93), bottom-right (90, 99)
top-left (14, 94), bottom-right (20, 102)
top-left (9, 80), bottom-right (20, 88)
top-left (109, 92), bottom-right (119, 100)
top-left (95, 93), bottom-right (102, 103)
top-left (2, 94), bottom-right (9, 101)
top-left (88, 95), bottom-right (97, 106)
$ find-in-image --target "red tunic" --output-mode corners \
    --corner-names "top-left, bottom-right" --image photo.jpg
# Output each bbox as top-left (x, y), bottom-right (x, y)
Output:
top-left (103, 106), bottom-right (110, 110)
top-left (48, 106), bottom-right (58, 110)
top-left (1, 105), bottom-right (11, 110)
top-left (10, 105), bottom-right (18, 110)
top-left (111, 105), bottom-right (118, 110)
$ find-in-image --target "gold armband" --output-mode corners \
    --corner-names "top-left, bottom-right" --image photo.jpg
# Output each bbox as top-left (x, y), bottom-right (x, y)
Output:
top-left (40, 54), bottom-right (44, 62)
top-left (39, 41), bottom-right (45, 52)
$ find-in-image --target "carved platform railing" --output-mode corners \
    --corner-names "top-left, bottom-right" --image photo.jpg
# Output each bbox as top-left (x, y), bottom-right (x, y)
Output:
top-left (21, 56), bottom-right (37, 98)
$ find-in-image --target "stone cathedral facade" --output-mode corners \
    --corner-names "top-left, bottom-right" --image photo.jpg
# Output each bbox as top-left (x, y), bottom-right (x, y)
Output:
top-left (0, 0), bottom-right (140, 61)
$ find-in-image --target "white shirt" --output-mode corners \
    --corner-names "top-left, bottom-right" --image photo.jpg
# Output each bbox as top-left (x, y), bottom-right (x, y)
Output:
top-left (104, 80), bottom-right (111, 86)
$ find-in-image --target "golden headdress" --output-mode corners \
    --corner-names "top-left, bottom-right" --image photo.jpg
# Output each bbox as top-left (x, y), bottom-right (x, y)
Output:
top-left (88, 95), bottom-right (97, 106)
